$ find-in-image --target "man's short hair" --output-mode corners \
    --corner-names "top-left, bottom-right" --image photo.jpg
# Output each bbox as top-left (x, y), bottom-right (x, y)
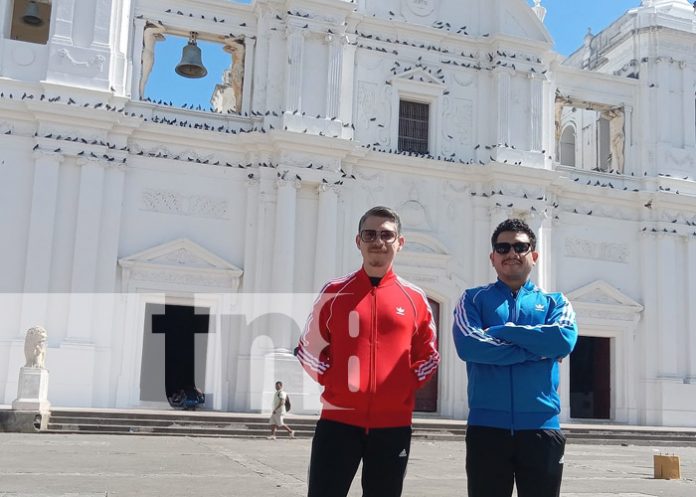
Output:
top-left (491, 218), bottom-right (537, 250)
top-left (275, 381), bottom-right (283, 388)
top-left (358, 206), bottom-right (402, 234)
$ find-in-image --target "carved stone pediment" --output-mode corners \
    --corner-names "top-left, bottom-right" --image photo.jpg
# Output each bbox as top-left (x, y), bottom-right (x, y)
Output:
top-left (399, 233), bottom-right (451, 273)
top-left (390, 68), bottom-right (445, 88)
top-left (119, 239), bottom-right (243, 290)
top-left (567, 280), bottom-right (641, 308)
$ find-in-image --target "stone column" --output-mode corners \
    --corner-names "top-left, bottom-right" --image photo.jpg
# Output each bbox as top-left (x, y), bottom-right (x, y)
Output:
top-left (65, 158), bottom-right (106, 342)
top-left (314, 184), bottom-right (339, 290)
top-left (241, 37), bottom-right (256, 116)
top-left (19, 152), bottom-right (64, 332)
top-left (530, 74), bottom-right (543, 152)
top-left (270, 177), bottom-right (300, 350)
top-left (687, 237), bottom-right (696, 382)
top-left (495, 70), bottom-right (511, 151)
top-left (325, 34), bottom-right (343, 120)
top-left (655, 233), bottom-right (679, 378)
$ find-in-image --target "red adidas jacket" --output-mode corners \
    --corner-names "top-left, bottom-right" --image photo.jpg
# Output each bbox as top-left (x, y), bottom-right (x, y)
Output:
top-left (296, 267), bottom-right (440, 428)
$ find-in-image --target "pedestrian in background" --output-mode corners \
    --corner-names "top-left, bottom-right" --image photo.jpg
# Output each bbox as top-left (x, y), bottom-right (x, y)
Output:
top-left (268, 381), bottom-right (294, 440)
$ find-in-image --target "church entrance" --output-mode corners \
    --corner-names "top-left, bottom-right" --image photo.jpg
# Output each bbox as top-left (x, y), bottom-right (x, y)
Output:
top-left (414, 298), bottom-right (439, 412)
top-left (569, 336), bottom-right (611, 419)
top-left (140, 303), bottom-right (210, 404)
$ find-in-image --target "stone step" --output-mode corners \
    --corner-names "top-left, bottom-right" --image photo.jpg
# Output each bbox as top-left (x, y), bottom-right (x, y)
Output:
top-left (45, 422), bottom-right (314, 438)
top-left (36, 408), bottom-right (696, 446)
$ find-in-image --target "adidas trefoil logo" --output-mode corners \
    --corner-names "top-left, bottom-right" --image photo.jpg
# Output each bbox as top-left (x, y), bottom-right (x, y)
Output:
top-left (396, 307), bottom-right (405, 316)
top-left (535, 304), bottom-right (545, 312)
top-left (398, 449), bottom-right (408, 458)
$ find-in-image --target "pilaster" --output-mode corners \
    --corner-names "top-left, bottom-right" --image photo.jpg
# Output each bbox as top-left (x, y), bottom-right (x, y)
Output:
top-left (266, 28), bottom-right (285, 112)
top-left (19, 151), bottom-right (64, 332)
top-left (528, 212), bottom-right (552, 292)
top-left (91, 0), bottom-right (112, 48)
top-left (51, 0), bottom-right (77, 44)
top-left (325, 34), bottom-right (343, 119)
top-left (655, 233), bottom-right (678, 377)
top-left (241, 176), bottom-right (260, 292)
top-left (271, 177), bottom-right (300, 292)
top-left (683, 62), bottom-right (695, 148)
top-left (638, 231), bottom-right (659, 423)
top-left (530, 74), bottom-right (543, 151)
top-left (495, 70), bottom-right (511, 149)
top-left (472, 199), bottom-right (491, 285)
top-left (687, 237), bottom-right (696, 381)
top-left (313, 184), bottom-right (339, 290)
top-left (270, 176), bottom-right (301, 350)
top-left (65, 158), bottom-right (107, 342)
top-left (285, 29), bottom-right (305, 113)
top-left (94, 162), bottom-right (126, 292)
top-left (488, 205), bottom-right (509, 282)
top-left (252, 169), bottom-right (276, 291)
top-left (241, 37), bottom-right (255, 116)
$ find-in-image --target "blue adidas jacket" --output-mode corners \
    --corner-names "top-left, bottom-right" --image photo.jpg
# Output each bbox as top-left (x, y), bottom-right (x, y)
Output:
top-left (453, 279), bottom-right (578, 430)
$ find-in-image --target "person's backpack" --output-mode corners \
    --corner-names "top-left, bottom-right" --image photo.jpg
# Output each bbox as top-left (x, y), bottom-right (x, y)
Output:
top-left (284, 394), bottom-right (291, 412)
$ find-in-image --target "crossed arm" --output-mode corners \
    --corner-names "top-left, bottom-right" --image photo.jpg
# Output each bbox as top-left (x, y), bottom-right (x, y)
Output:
top-left (452, 290), bottom-right (578, 365)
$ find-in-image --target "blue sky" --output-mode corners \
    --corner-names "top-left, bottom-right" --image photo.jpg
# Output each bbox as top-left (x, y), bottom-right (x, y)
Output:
top-left (145, 0), bottom-right (641, 107)
top-left (541, 0), bottom-right (638, 55)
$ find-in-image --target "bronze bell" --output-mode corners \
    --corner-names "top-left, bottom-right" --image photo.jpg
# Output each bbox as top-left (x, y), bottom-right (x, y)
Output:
top-left (175, 35), bottom-right (207, 79)
top-left (22, 0), bottom-right (44, 26)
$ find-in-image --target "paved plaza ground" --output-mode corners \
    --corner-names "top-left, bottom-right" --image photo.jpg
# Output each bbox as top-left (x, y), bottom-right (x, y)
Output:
top-left (1, 432), bottom-right (695, 496)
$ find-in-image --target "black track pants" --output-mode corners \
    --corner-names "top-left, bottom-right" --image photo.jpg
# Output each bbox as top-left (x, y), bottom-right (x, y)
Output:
top-left (465, 425), bottom-right (566, 497)
top-left (307, 419), bottom-right (412, 497)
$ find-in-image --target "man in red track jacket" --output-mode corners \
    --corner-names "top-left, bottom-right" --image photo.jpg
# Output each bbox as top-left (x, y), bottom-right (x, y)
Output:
top-left (295, 206), bottom-right (440, 497)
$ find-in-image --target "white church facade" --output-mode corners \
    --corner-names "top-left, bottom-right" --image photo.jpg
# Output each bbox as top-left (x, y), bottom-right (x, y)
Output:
top-left (1, 0), bottom-right (695, 426)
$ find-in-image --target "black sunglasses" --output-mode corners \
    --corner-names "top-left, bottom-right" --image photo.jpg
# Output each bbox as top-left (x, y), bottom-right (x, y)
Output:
top-left (360, 230), bottom-right (398, 243)
top-left (493, 242), bottom-right (532, 255)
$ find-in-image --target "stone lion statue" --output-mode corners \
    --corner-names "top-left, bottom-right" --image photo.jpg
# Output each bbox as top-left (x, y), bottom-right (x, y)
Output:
top-left (24, 326), bottom-right (47, 368)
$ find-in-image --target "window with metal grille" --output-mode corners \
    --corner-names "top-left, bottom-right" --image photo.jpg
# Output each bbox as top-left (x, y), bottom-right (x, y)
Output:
top-left (398, 101), bottom-right (429, 153)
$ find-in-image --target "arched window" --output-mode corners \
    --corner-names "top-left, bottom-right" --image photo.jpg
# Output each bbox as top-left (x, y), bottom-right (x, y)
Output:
top-left (560, 125), bottom-right (576, 167)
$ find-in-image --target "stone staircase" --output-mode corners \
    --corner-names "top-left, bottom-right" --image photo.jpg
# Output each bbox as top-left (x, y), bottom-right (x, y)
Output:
top-left (35, 408), bottom-right (696, 446)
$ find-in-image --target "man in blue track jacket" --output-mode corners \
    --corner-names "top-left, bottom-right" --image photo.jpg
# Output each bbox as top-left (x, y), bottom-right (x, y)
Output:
top-left (453, 218), bottom-right (578, 497)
